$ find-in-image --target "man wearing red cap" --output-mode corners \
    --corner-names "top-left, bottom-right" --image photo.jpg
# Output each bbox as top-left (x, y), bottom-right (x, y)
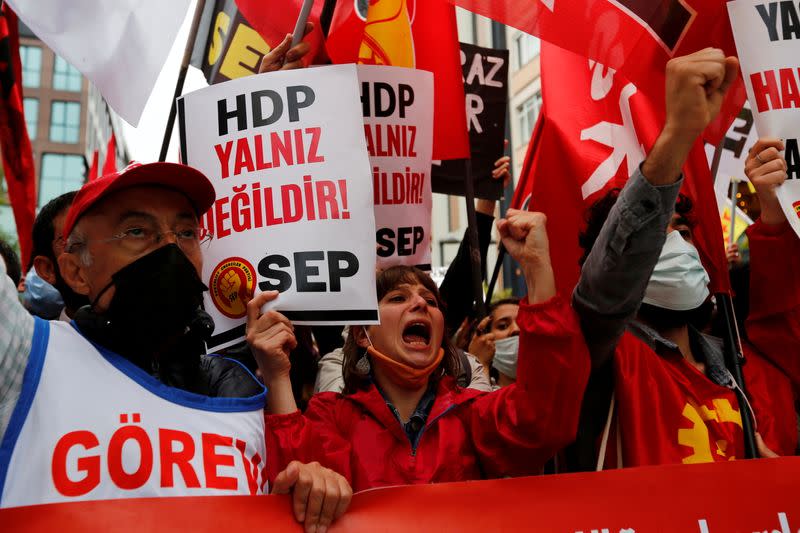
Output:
top-left (0, 162), bottom-right (351, 532)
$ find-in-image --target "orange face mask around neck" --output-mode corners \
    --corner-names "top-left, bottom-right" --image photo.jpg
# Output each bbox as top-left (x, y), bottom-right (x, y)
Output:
top-left (366, 345), bottom-right (445, 389)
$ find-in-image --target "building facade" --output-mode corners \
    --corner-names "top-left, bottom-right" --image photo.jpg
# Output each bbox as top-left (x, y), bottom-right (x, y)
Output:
top-left (429, 10), bottom-right (541, 297)
top-left (0, 22), bottom-right (129, 250)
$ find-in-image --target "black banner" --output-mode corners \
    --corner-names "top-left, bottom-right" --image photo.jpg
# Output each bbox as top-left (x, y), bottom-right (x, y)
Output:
top-left (431, 42), bottom-right (509, 200)
top-left (189, 0), bottom-right (271, 85)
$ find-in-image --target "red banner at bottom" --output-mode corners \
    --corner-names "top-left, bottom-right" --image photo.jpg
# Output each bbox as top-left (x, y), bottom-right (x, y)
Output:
top-left (3, 458), bottom-right (799, 532)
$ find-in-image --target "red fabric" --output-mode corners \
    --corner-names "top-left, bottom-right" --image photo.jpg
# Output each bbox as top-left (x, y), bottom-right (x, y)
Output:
top-left (0, 6), bottom-right (36, 266)
top-left (746, 219), bottom-right (800, 395)
top-left (87, 150), bottom-right (99, 182)
top-left (607, 333), bottom-right (797, 467)
top-left (512, 42), bottom-right (729, 296)
top-left (102, 134), bottom-right (117, 175)
top-left (448, 0), bottom-right (745, 144)
top-left (233, 0), bottom-right (327, 65)
top-left (326, 0), bottom-right (470, 161)
top-left (265, 296), bottom-right (590, 492)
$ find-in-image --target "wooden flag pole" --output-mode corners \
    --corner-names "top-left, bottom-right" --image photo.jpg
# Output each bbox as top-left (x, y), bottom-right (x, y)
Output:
top-left (158, 0), bottom-right (208, 162)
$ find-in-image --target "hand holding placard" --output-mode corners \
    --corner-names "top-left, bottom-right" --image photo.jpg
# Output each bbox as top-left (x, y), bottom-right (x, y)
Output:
top-left (745, 138), bottom-right (788, 226)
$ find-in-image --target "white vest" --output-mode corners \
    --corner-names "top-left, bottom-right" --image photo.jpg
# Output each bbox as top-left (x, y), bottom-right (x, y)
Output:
top-left (0, 319), bottom-right (267, 508)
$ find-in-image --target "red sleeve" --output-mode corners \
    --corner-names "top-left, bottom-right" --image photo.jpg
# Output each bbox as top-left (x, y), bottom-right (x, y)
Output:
top-left (264, 393), bottom-right (353, 485)
top-left (465, 295), bottom-right (591, 477)
top-left (746, 219), bottom-right (800, 392)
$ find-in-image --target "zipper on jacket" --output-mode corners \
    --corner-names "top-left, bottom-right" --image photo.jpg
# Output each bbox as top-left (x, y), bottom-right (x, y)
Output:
top-left (410, 405), bottom-right (457, 456)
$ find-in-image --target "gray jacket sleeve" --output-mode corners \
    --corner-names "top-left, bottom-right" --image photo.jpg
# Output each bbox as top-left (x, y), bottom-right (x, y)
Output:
top-left (0, 256), bottom-right (34, 441)
top-left (572, 168), bottom-right (682, 367)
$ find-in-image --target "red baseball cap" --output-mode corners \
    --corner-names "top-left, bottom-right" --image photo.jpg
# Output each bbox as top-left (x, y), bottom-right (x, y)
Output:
top-left (62, 161), bottom-right (216, 240)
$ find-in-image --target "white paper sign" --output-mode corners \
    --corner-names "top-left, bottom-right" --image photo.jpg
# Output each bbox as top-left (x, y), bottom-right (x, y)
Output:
top-left (178, 65), bottom-right (378, 350)
top-left (705, 102), bottom-right (757, 212)
top-left (728, 0), bottom-right (800, 235)
top-left (359, 66), bottom-right (434, 270)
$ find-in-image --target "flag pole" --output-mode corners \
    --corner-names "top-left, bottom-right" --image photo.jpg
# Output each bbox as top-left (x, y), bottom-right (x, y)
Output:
top-left (464, 159), bottom-right (487, 319)
top-left (709, 140), bottom-right (757, 458)
top-left (158, 0), bottom-right (208, 162)
top-left (729, 177), bottom-right (738, 247)
top-left (290, 0), bottom-right (316, 48)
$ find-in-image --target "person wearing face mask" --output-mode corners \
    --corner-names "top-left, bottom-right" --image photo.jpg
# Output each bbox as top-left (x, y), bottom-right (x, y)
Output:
top-left (25, 191), bottom-right (89, 320)
top-left (468, 298), bottom-right (521, 388)
top-left (0, 162), bottom-right (352, 531)
top-left (249, 210), bottom-right (590, 492)
top-left (567, 51), bottom-right (797, 470)
top-left (20, 267), bottom-right (65, 320)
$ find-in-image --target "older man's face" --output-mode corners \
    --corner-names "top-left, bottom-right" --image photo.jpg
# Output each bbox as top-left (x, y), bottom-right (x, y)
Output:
top-left (59, 186), bottom-right (203, 312)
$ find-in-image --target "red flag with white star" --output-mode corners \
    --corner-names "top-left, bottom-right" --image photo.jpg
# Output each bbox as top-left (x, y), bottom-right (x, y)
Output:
top-left (513, 42), bottom-right (729, 296)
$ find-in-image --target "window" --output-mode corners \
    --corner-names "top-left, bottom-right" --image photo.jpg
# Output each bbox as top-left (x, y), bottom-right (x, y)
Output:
top-left (514, 33), bottom-right (540, 70)
top-left (517, 91), bottom-right (542, 143)
top-left (39, 154), bottom-right (85, 207)
top-left (53, 56), bottom-right (82, 91)
top-left (50, 101), bottom-right (81, 143)
top-left (23, 98), bottom-right (38, 140)
top-left (20, 45), bottom-right (42, 88)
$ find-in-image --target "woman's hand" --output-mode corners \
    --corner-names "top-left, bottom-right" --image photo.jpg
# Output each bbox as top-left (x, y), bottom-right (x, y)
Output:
top-left (467, 316), bottom-right (495, 367)
top-left (497, 209), bottom-right (555, 303)
top-left (246, 291), bottom-right (298, 414)
top-left (259, 22), bottom-right (314, 73)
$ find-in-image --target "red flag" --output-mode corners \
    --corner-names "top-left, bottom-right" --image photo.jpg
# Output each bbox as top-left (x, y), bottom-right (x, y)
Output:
top-left (514, 42), bottom-right (729, 296)
top-left (449, 0), bottom-right (745, 144)
top-left (0, 5), bottom-right (36, 266)
top-left (233, 0), bottom-right (327, 65)
top-left (87, 150), bottom-right (99, 182)
top-left (102, 134), bottom-right (117, 175)
top-left (327, 0), bottom-right (470, 160)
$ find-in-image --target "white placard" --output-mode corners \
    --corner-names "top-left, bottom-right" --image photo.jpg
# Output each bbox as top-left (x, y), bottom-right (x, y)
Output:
top-left (728, 0), bottom-right (800, 234)
top-left (178, 65), bottom-right (378, 350)
top-left (706, 102), bottom-right (756, 212)
top-left (358, 66), bottom-right (434, 270)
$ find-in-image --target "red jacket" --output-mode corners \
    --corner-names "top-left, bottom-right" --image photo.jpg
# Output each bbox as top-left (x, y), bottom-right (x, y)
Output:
top-left (747, 220), bottom-right (800, 396)
top-left (265, 296), bottom-right (591, 492)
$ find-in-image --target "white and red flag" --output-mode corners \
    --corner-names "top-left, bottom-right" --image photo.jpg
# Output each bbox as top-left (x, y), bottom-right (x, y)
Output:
top-left (449, 0), bottom-right (745, 144)
top-left (7, 0), bottom-right (191, 126)
top-left (513, 43), bottom-right (729, 296)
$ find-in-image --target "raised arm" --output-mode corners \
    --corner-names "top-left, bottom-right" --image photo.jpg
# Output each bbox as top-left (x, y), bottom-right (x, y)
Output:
top-left (573, 48), bottom-right (740, 367)
top-left (0, 253), bottom-right (35, 441)
top-left (744, 139), bottom-right (800, 390)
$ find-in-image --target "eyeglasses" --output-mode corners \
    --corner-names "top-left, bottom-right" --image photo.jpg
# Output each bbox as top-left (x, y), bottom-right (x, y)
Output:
top-left (68, 223), bottom-right (213, 255)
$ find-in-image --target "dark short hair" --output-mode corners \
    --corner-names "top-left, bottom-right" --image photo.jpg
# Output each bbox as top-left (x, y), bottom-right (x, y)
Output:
top-left (29, 191), bottom-right (77, 269)
top-left (0, 238), bottom-right (21, 286)
top-left (342, 266), bottom-right (460, 394)
top-left (578, 189), bottom-right (694, 266)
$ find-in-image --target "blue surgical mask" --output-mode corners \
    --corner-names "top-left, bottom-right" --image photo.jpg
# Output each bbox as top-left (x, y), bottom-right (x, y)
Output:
top-left (22, 268), bottom-right (65, 319)
top-left (492, 335), bottom-right (519, 379)
top-left (643, 230), bottom-right (710, 311)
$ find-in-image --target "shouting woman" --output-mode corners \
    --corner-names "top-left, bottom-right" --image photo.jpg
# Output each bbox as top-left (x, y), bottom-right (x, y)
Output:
top-left (247, 210), bottom-right (591, 492)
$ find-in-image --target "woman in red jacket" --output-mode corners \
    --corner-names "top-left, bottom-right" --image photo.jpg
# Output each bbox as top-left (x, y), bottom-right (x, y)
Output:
top-left (247, 210), bottom-right (591, 494)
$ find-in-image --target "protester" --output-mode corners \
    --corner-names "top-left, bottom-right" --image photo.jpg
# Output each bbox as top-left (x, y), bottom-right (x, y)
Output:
top-left (25, 191), bottom-right (90, 319)
top-left (0, 237), bottom-right (20, 287)
top-left (0, 162), bottom-right (351, 532)
top-left (743, 139), bottom-right (800, 400)
top-left (569, 50), bottom-right (796, 469)
top-left (250, 208), bottom-right (590, 492)
top-left (467, 297), bottom-right (521, 387)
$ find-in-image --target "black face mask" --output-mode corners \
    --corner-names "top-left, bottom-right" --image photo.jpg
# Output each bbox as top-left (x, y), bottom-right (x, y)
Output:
top-left (78, 244), bottom-right (209, 358)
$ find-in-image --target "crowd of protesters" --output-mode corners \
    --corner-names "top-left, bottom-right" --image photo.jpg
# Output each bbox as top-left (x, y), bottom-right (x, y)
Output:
top-left (0, 31), bottom-right (798, 533)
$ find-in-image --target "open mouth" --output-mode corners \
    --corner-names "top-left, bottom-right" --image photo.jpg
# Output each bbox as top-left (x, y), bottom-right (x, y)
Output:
top-left (402, 321), bottom-right (431, 347)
